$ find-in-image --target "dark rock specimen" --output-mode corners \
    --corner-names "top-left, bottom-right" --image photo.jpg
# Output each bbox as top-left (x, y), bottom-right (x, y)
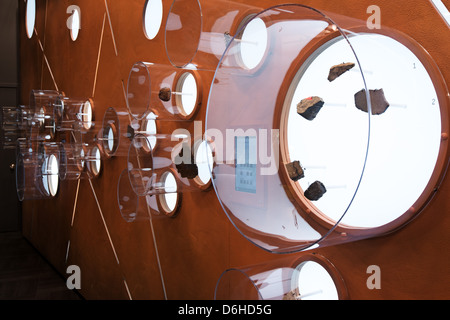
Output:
top-left (175, 143), bottom-right (198, 179)
top-left (328, 62), bottom-right (355, 82)
top-left (286, 160), bottom-right (305, 182)
top-left (354, 88), bottom-right (390, 115)
top-left (304, 181), bottom-right (327, 201)
top-left (297, 96), bottom-right (325, 121)
top-left (159, 87), bottom-right (172, 102)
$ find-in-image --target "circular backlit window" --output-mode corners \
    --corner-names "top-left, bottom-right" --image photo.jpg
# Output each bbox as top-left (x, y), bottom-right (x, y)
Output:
top-left (159, 171), bottom-right (179, 216)
top-left (101, 107), bottom-right (120, 157)
top-left (81, 100), bottom-right (93, 130)
top-left (194, 140), bottom-right (214, 186)
top-left (143, 0), bottom-right (163, 40)
top-left (285, 34), bottom-right (443, 229)
top-left (103, 124), bottom-right (116, 155)
top-left (42, 154), bottom-right (59, 197)
top-left (70, 7), bottom-right (81, 41)
top-left (175, 72), bottom-right (199, 118)
top-left (142, 112), bottom-right (157, 151)
top-left (290, 261), bottom-right (338, 300)
top-left (25, 0), bottom-right (36, 39)
top-left (238, 17), bottom-right (268, 70)
top-left (88, 146), bottom-right (102, 177)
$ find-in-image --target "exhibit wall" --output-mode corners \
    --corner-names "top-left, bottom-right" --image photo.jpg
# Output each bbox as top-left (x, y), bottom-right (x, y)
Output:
top-left (13, 0), bottom-right (450, 299)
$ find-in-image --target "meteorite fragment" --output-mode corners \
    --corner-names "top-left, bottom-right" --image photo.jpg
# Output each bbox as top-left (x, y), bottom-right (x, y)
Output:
top-left (159, 87), bottom-right (172, 102)
top-left (175, 143), bottom-right (198, 179)
top-left (328, 62), bottom-right (355, 82)
top-left (283, 290), bottom-right (300, 300)
top-left (286, 160), bottom-right (305, 182)
top-left (354, 88), bottom-right (390, 115)
top-left (304, 181), bottom-right (326, 201)
top-left (126, 124), bottom-right (135, 140)
top-left (297, 96), bottom-right (325, 121)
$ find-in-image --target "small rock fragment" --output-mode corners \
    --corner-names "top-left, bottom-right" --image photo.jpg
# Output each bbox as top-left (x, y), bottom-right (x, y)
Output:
top-left (297, 96), bottom-right (324, 121)
top-left (286, 160), bottom-right (305, 182)
top-left (328, 62), bottom-right (355, 82)
top-left (159, 87), bottom-right (172, 102)
top-left (354, 88), bottom-right (390, 115)
top-left (283, 290), bottom-right (300, 300)
top-left (304, 181), bottom-right (327, 201)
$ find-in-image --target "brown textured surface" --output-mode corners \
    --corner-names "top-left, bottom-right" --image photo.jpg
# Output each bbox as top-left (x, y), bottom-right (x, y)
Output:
top-left (18, 0), bottom-right (449, 300)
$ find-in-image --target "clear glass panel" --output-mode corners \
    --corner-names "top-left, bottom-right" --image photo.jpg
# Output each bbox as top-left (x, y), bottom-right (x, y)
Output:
top-left (99, 107), bottom-right (135, 158)
top-left (127, 134), bottom-right (200, 198)
top-left (126, 61), bottom-right (203, 121)
top-left (16, 140), bottom-right (60, 200)
top-left (164, 0), bottom-right (264, 70)
top-left (54, 95), bottom-right (95, 132)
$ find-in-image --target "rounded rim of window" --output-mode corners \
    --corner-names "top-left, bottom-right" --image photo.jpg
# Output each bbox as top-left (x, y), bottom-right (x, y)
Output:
top-left (290, 254), bottom-right (348, 300)
top-left (279, 29), bottom-right (449, 237)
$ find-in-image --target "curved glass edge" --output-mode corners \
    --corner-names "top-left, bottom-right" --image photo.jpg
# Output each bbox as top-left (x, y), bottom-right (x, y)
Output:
top-left (204, 4), bottom-right (371, 254)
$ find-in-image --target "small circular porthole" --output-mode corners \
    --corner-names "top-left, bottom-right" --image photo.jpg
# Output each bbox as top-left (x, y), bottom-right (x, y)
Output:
top-left (290, 261), bottom-right (339, 300)
top-left (158, 171), bottom-right (180, 217)
top-left (237, 17), bottom-right (268, 70)
top-left (42, 154), bottom-right (59, 197)
top-left (80, 99), bottom-right (93, 130)
top-left (25, 0), bottom-right (36, 39)
top-left (175, 72), bottom-right (199, 118)
top-left (70, 7), bottom-right (81, 41)
top-left (101, 107), bottom-right (120, 157)
top-left (103, 124), bottom-right (116, 156)
top-left (143, 0), bottom-right (163, 40)
top-left (194, 140), bottom-right (214, 187)
top-left (141, 113), bottom-right (157, 152)
top-left (87, 146), bottom-right (102, 178)
top-left (283, 33), bottom-right (445, 230)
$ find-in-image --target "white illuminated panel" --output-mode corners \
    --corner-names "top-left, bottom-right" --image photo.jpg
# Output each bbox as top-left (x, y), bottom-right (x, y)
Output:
top-left (25, 0), bottom-right (36, 39)
top-left (293, 261), bottom-right (339, 300)
top-left (195, 140), bottom-right (214, 185)
top-left (162, 171), bottom-right (178, 213)
top-left (287, 34), bottom-right (442, 228)
top-left (239, 17), bottom-right (268, 70)
top-left (70, 7), bottom-right (81, 41)
top-left (143, 0), bottom-right (163, 40)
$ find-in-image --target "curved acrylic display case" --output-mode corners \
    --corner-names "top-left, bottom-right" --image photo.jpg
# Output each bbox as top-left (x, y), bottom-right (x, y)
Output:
top-left (205, 4), bottom-right (449, 253)
top-left (127, 134), bottom-right (203, 217)
top-left (126, 61), bottom-right (203, 121)
top-left (0, 105), bottom-right (34, 149)
top-left (214, 253), bottom-right (347, 300)
top-left (98, 107), bottom-right (136, 159)
top-left (59, 142), bottom-right (102, 180)
top-left (117, 168), bottom-right (166, 222)
top-left (53, 95), bottom-right (95, 132)
top-left (16, 140), bottom-right (60, 201)
top-left (164, 0), bottom-right (264, 70)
